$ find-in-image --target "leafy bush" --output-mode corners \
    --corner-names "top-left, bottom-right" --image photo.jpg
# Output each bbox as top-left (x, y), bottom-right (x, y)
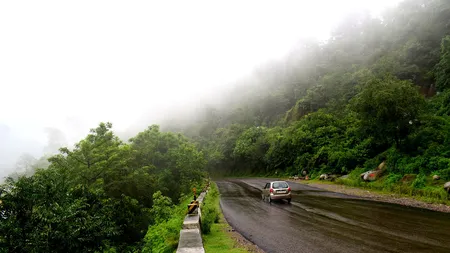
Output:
top-left (348, 167), bottom-right (366, 180)
top-left (434, 168), bottom-right (450, 181)
top-left (150, 191), bottom-right (174, 224)
top-left (383, 174), bottom-right (403, 190)
top-left (201, 183), bottom-right (220, 234)
top-left (412, 174), bottom-right (427, 189)
top-left (142, 197), bottom-right (191, 253)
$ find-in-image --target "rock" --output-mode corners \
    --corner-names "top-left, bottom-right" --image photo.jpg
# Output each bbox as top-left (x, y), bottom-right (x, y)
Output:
top-left (444, 182), bottom-right (450, 193)
top-left (326, 175), bottom-right (339, 181)
top-left (302, 170), bottom-right (308, 176)
top-left (433, 175), bottom-right (440, 180)
top-left (360, 171), bottom-right (379, 181)
top-left (293, 176), bottom-right (299, 180)
top-left (360, 161), bottom-right (386, 181)
top-left (340, 175), bottom-right (349, 179)
top-left (377, 161), bottom-right (386, 171)
top-left (360, 172), bottom-right (366, 180)
top-left (319, 174), bottom-right (328, 180)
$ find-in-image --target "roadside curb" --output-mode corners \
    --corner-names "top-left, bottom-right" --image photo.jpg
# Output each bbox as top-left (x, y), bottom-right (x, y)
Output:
top-left (176, 190), bottom-right (208, 253)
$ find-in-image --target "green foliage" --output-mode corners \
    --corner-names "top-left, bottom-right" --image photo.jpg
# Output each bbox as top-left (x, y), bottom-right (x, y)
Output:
top-left (350, 76), bottom-right (425, 147)
top-left (201, 184), bottom-right (220, 234)
top-left (435, 35), bottom-right (450, 90)
top-left (166, 1), bottom-right (450, 206)
top-left (157, 1), bottom-right (450, 191)
top-left (232, 127), bottom-right (270, 174)
top-left (383, 174), bottom-right (403, 190)
top-left (0, 172), bottom-right (119, 253)
top-left (150, 191), bottom-right (174, 224)
top-left (202, 182), bottom-right (250, 253)
top-left (130, 125), bottom-right (206, 202)
top-left (435, 168), bottom-right (450, 181)
top-left (1, 122), bottom-right (206, 252)
top-left (4, 1), bottom-right (450, 251)
top-left (412, 174), bottom-right (427, 189)
top-left (142, 197), bottom-right (191, 253)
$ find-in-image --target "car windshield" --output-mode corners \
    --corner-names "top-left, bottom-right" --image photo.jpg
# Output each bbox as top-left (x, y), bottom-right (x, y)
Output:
top-left (272, 182), bottom-right (288, 189)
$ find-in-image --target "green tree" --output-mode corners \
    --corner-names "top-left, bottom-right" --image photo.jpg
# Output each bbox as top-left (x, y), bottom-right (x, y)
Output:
top-left (350, 76), bottom-right (425, 147)
top-left (435, 35), bottom-right (450, 91)
top-left (233, 126), bottom-right (270, 174)
top-left (150, 191), bottom-right (173, 223)
top-left (130, 125), bottom-right (206, 202)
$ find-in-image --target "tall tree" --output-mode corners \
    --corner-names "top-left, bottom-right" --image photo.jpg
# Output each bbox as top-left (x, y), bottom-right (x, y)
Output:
top-left (350, 76), bottom-right (425, 147)
top-left (435, 35), bottom-right (450, 91)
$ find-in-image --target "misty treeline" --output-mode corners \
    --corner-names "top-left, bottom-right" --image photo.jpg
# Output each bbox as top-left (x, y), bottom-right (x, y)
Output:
top-left (0, 123), bottom-right (206, 252)
top-left (171, 0), bottom-right (450, 183)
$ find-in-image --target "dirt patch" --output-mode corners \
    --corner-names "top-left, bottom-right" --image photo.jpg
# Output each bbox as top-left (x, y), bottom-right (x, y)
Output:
top-left (401, 174), bottom-right (416, 183)
top-left (220, 215), bottom-right (265, 253)
top-left (291, 180), bottom-right (450, 213)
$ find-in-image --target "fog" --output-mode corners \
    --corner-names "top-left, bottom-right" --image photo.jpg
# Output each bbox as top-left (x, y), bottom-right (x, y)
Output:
top-left (0, 0), bottom-right (401, 179)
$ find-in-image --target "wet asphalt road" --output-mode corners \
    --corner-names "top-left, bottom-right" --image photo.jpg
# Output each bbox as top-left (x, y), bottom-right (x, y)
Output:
top-left (216, 178), bottom-right (450, 253)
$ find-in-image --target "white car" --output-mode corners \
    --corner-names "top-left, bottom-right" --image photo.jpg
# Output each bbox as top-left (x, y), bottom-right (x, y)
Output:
top-left (261, 181), bottom-right (292, 203)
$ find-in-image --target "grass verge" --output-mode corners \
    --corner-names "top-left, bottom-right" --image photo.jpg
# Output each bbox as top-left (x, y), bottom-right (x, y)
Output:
top-left (296, 178), bottom-right (450, 211)
top-left (334, 171), bottom-right (450, 205)
top-left (281, 168), bottom-right (450, 206)
top-left (202, 183), bottom-right (254, 253)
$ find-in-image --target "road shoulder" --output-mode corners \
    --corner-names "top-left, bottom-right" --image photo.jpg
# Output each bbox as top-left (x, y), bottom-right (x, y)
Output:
top-left (290, 179), bottom-right (450, 213)
top-left (202, 182), bottom-right (264, 253)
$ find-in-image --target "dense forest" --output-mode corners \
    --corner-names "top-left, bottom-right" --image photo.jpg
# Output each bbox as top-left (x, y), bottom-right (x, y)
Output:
top-left (1, 124), bottom-right (206, 252)
top-left (2, 0), bottom-right (450, 252)
top-left (167, 0), bottom-right (450, 183)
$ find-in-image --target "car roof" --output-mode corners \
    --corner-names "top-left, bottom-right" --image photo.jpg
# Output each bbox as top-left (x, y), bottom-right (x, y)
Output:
top-left (270, 181), bottom-right (288, 184)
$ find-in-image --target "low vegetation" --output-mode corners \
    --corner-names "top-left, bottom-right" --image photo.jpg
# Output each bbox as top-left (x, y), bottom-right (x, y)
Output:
top-left (202, 183), bottom-right (249, 253)
top-left (335, 171), bottom-right (449, 204)
top-left (142, 195), bottom-right (193, 253)
top-left (201, 183), bottom-right (220, 234)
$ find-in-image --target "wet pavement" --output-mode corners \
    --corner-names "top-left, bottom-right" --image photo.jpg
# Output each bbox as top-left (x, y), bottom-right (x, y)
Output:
top-left (216, 178), bottom-right (450, 253)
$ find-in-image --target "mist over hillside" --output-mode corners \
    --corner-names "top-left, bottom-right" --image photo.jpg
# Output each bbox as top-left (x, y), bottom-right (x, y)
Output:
top-left (4, 0), bottom-right (450, 252)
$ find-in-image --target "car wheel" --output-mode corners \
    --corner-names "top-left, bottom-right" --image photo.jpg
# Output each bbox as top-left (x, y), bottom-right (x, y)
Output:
top-left (287, 198), bottom-right (291, 204)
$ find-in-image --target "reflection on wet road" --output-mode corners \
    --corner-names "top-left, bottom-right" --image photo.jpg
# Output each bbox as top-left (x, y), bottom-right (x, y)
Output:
top-left (217, 178), bottom-right (450, 253)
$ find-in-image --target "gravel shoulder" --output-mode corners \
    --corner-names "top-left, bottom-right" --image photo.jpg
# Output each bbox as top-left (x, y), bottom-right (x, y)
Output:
top-left (290, 179), bottom-right (450, 213)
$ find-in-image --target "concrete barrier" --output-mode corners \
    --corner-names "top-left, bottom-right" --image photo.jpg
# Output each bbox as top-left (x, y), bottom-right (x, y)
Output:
top-left (176, 191), bottom-right (207, 253)
top-left (177, 229), bottom-right (204, 253)
top-left (183, 214), bottom-right (200, 230)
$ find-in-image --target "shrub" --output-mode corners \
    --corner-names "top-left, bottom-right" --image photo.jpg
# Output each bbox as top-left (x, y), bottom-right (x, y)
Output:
top-left (201, 184), bottom-right (220, 234)
top-left (383, 174), bottom-right (402, 190)
top-left (142, 217), bottom-right (182, 253)
top-left (412, 174), bottom-right (427, 189)
top-left (142, 197), bottom-right (190, 253)
top-left (435, 168), bottom-right (450, 181)
top-left (150, 191), bottom-right (174, 224)
top-left (348, 167), bottom-right (366, 180)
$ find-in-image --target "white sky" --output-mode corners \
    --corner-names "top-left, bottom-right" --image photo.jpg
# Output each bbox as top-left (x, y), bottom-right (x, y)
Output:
top-left (0, 0), bottom-right (401, 174)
